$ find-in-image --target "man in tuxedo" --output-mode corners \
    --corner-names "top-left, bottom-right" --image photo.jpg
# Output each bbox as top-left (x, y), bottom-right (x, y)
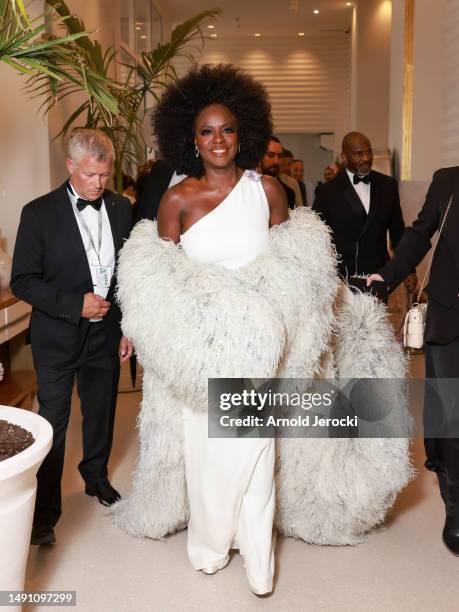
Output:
top-left (279, 148), bottom-right (304, 206)
top-left (136, 158), bottom-right (188, 222)
top-left (260, 136), bottom-right (296, 210)
top-left (136, 158), bottom-right (173, 221)
top-left (368, 167), bottom-right (459, 555)
top-left (11, 129), bottom-right (133, 545)
top-left (313, 132), bottom-right (406, 279)
top-left (291, 158), bottom-right (316, 207)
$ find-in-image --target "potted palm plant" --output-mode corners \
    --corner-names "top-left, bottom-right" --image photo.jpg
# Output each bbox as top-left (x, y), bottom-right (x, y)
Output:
top-left (46, 0), bottom-right (220, 192)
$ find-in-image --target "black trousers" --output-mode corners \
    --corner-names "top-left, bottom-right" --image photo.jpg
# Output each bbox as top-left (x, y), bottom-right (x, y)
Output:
top-left (424, 337), bottom-right (459, 489)
top-left (34, 322), bottom-right (120, 527)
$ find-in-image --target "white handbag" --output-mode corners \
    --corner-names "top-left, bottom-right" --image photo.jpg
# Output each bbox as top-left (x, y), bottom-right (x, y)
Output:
top-left (403, 194), bottom-right (453, 350)
top-left (403, 302), bottom-right (427, 349)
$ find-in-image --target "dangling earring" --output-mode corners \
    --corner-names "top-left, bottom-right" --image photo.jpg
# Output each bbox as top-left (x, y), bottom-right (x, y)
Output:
top-left (194, 143), bottom-right (200, 158)
top-left (238, 142), bottom-right (241, 154)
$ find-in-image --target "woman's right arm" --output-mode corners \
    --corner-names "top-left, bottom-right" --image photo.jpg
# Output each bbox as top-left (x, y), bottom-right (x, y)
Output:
top-left (157, 188), bottom-right (183, 243)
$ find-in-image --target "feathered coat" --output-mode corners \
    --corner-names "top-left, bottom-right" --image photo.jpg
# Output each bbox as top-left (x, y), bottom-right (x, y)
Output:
top-left (112, 208), bottom-right (412, 545)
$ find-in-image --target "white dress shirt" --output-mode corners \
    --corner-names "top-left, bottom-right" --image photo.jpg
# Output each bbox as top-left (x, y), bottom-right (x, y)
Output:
top-left (67, 183), bottom-right (115, 321)
top-left (168, 171), bottom-right (187, 188)
top-left (346, 168), bottom-right (370, 214)
top-left (304, 180), bottom-right (316, 207)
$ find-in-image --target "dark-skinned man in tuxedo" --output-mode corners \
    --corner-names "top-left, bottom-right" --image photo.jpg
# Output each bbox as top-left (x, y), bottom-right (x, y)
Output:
top-left (313, 131), bottom-right (416, 293)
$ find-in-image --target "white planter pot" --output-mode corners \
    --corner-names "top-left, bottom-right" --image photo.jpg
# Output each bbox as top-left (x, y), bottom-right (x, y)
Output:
top-left (0, 406), bottom-right (52, 605)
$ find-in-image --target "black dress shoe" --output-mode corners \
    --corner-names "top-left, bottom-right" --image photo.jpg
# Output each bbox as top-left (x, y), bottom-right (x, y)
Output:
top-left (442, 517), bottom-right (459, 555)
top-left (30, 523), bottom-right (56, 546)
top-left (85, 480), bottom-right (121, 507)
top-left (442, 483), bottom-right (459, 555)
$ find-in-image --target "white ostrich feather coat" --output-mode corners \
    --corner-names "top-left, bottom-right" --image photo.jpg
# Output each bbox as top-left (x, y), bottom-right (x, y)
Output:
top-left (112, 207), bottom-right (412, 545)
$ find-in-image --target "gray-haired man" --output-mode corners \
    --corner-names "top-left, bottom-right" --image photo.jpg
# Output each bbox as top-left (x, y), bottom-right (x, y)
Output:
top-left (11, 129), bottom-right (133, 545)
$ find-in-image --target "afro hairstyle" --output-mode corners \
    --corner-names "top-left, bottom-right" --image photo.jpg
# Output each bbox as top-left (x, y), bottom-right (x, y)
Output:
top-left (152, 64), bottom-right (273, 177)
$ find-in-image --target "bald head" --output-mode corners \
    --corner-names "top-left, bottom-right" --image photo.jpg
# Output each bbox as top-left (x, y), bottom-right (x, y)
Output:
top-left (341, 131), bottom-right (373, 176)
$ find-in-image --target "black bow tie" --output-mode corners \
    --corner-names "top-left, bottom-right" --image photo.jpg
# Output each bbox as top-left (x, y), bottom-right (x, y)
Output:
top-left (76, 197), bottom-right (102, 212)
top-left (353, 174), bottom-right (371, 185)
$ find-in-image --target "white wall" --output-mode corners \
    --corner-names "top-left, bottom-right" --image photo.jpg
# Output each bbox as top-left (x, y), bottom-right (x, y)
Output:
top-left (440, 0), bottom-right (459, 168)
top-left (411, 0), bottom-right (444, 180)
top-left (352, 0), bottom-right (392, 150)
top-left (180, 33), bottom-right (351, 150)
top-left (390, 0), bottom-right (446, 181)
top-left (276, 133), bottom-right (333, 185)
top-left (0, 21), bottom-right (51, 256)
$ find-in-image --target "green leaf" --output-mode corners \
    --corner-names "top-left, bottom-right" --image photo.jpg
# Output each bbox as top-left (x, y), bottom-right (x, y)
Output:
top-left (9, 0), bottom-right (30, 26)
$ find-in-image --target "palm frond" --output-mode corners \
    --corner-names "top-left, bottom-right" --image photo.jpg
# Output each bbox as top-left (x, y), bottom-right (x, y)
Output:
top-left (8, 0), bottom-right (29, 26)
top-left (12, 3), bottom-right (221, 193)
top-left (0, 0), bottom-right (120, 118)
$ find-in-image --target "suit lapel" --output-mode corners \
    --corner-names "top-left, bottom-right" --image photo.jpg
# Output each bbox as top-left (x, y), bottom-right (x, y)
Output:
top-left (54, 183), bottom-right (93, 287)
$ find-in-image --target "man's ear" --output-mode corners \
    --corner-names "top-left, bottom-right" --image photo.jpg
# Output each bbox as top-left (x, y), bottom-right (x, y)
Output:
top-left (65, 158), bottom-right (74, 175)
top-left (340, 152), bottom-right (347, 166)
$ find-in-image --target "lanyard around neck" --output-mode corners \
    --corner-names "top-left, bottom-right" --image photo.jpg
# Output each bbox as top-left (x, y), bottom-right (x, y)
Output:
top-left (67, 184), bottom-right (104, 266)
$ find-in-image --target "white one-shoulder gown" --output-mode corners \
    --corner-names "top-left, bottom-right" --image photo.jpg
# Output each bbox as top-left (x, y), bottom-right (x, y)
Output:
top-left (180, 170), bottom-right (275, 594)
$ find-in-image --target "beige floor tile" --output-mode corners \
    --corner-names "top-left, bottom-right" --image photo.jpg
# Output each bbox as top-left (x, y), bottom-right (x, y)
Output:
top-left (24, 356), bottom-right (459, 612)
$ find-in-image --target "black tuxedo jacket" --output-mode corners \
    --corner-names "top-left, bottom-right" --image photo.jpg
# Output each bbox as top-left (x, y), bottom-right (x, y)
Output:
top-left (276, 177), bottom-right (296, 210)
top-left (11, 182), bottom-right (132, 367)
top-left (313, 170), bottom-right (405, 277)
top-left (298, 180), bottom-right (307, 206)
top-left (136, 159), bottom-right (174, 222)
top-left (379, 167), bottom-right (459, 344)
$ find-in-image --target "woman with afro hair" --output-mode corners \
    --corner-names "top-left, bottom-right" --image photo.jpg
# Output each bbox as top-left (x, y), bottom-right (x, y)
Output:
top-left (156, 64), bottom-right (288, 594)
top-left (114, 63), bottom-right (411, 596)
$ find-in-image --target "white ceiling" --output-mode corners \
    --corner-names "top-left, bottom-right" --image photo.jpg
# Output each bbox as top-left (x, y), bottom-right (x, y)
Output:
top-left (163, 0), bottom-right (354, 38)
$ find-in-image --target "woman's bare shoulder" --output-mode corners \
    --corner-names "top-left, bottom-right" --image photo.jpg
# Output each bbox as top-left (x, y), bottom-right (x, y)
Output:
top-left (260, 174), bottom-right (289, 225)
top-left (161, 177), bottom-right (198, 205)
top-left (260, 174), bottom-right (282, 197)
top-left (158, 177), bottom-right (202, 241)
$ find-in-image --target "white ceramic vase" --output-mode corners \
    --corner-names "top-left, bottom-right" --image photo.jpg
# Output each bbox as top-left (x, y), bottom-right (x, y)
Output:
top-left (0, 406), bottom-right (52, 609)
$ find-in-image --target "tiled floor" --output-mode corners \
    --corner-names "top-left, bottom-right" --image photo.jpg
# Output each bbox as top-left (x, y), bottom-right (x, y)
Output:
top-left (23, 357), bottom-right (459, 612)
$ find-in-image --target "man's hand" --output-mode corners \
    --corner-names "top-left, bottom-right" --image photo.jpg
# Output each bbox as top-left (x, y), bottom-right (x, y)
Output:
top-left (366, 273), bottom-right (384, 286)
top-left (119, 336), bottom-right (134, 362)
top-left (82, 292), bottom-right (111, 319)
top-left (404, 272), bottom-right (418, 294)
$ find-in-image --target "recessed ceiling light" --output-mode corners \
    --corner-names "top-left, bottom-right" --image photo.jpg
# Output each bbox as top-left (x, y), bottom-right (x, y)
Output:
top-left (136, 26), bottom-right (141, 30)
top-left (298, 32), bottom-right (305, 36)
top-left (207, 24), bottom-right (215, 29)
top-left (346, 2), bottom-right (352, 5)
top-left (313, 9), bottom-right (320, 14)
top-left (140, 35), bottom-right (147, 39)
top-left (210, 33), bottom-right (217, 38)
top-left (254, 32), bottom-right (261, 37)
